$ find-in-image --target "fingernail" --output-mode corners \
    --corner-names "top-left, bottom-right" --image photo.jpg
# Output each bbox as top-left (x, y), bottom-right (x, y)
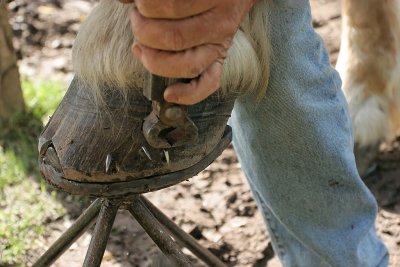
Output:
top-left (132, 43), bottom-right (142, 59)
top-left (164, 91), bottom-right (179, 103)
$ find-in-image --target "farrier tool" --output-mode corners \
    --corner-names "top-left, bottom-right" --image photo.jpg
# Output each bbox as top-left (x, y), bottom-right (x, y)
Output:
top-left (142, 74), bottom-right (198, 149)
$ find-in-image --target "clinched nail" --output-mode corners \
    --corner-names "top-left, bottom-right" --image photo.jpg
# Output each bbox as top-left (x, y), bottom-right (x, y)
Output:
top-left (105, 154), bottom-right (112, 173)
top-left (163, 150), bottom-right (170, 165)
top-left (141, 146), bottom-right (153, 161)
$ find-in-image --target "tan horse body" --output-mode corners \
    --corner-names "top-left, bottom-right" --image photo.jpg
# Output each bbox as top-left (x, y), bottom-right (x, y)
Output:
top-left (337, 0), bottom-right (400, 148)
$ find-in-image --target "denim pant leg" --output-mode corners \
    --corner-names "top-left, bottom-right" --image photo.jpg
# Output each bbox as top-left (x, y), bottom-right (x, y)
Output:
top-left (230, 1), bottom-right (389, 266)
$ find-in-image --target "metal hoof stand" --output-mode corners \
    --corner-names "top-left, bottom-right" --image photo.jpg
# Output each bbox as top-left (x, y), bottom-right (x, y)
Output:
top-left (32, 128), bottom-right (232, 267)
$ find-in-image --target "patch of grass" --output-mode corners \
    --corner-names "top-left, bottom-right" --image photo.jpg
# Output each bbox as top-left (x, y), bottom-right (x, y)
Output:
top-left (21, 79), bottom-right (64, 122)
top-left (0, 178), bottom-right (65, 265)
top-left (0, 79), bottom-right (66, 265)
top-left (0, 80), bottom-right (64, 184)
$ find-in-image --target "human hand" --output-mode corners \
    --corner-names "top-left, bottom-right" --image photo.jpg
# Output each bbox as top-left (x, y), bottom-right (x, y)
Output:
top-left (118, 0), bottom-right (257, 105)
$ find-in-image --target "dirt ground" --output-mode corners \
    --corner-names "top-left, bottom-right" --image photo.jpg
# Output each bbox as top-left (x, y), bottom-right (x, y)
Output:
top-left (6, 0), bottom-right (400, 266)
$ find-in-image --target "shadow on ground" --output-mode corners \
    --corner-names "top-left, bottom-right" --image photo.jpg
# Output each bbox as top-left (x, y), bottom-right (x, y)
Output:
top-left (365, 140), bottom-right (400, 214)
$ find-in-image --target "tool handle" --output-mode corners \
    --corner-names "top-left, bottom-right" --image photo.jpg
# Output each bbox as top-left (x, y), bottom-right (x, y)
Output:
top-left (143, 73), bottom-right (191, 102)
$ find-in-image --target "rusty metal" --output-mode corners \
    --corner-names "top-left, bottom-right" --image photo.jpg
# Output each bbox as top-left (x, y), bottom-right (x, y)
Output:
top-left (164, 105), bottom-right (184, 121)
top-left (32, 199), bottom-right (102, 267)
top-left (143, 73), bottom-right (165, 101)
top-left (153, 101), bottom-right (187, 126)
top-left (33, 193), bottom-right (228, 267)
top-left (39, 126), bottom-right (232, 197)
top-left (142, 74), bottom-right (199, 149)
top-left (34, 144), bottom-right (233, 267)
top-left (83, 199), bottom-right (119, 267)
top-left (141, 196), bottom-right (227, 267)
top-left (142, 111), bottom-right (199, 149)
top-left (38, 138), bottom-right (52, 157)
top-left (128, 196), bottom-right (193, 266)
top-left (43, 146), bottom-right (63, 173)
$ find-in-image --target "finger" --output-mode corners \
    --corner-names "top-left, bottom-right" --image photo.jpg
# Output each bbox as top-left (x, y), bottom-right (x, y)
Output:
top-left (163, 61), bottom-right (223, 105)
top-left (132, 42), bottom-right (227, 78)
top-left (131, 8), bottom-right (234, 51)
top-left (117, 0), bottom-right (134, 3)
top-left (134, 0), bottom-right (217, 19)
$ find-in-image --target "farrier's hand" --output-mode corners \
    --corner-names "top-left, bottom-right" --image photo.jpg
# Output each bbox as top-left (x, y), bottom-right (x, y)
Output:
top-left (118, 0), bottom-right (256, 105)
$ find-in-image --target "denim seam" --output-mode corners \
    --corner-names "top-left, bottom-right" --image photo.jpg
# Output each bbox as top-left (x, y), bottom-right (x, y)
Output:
top-left (376, 250), bottom-right (389, 267)
top-left (263, 206), bottom-right (286, 260)
top-left (251, 188), bottom-right (287, 262)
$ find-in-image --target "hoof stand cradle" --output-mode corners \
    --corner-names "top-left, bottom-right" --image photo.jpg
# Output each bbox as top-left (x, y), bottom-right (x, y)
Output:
top-left (34, 77), bottom-right (235, 267)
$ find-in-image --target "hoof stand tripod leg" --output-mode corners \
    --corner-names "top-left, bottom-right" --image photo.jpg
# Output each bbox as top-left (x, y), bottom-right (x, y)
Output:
top-left (32, 195), bottom-right (227, 267)
top-left (128, 196), bottom-right (193, 266)
top-left (82, 199), bottom-right (119, 267)
top-left (32, 199), bottom-right (102, 267)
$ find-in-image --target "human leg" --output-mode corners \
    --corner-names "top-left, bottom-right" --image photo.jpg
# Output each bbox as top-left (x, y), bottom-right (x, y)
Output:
top-left (230, 1), bottom-right (389, 266)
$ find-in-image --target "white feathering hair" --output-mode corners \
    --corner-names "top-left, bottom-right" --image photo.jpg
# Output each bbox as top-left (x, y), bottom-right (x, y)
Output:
top-left (72, 0), bottom-right (272, 104)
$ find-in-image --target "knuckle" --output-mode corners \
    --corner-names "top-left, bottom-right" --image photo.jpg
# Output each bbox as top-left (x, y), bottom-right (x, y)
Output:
top-left (130, 11), bottom-right (142, 33)
top-left (139, 54), bottom-right (158, 73)
top-left (214, 44), bottom-right (229, 59)
top-left (135, 1), bottom-right (153, 17)
top-left (165, 0), bottom-right (181, 17)
top-left (188, 66), bottom-right (203, 78)
top-left (218, 19), bottom-right (237, 40)
top-left (164, 28), bottom-right (185, 51)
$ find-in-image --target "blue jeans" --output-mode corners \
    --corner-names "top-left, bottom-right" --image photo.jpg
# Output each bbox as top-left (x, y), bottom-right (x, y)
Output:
top-left (230, 1), bottom-right (389, 266)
